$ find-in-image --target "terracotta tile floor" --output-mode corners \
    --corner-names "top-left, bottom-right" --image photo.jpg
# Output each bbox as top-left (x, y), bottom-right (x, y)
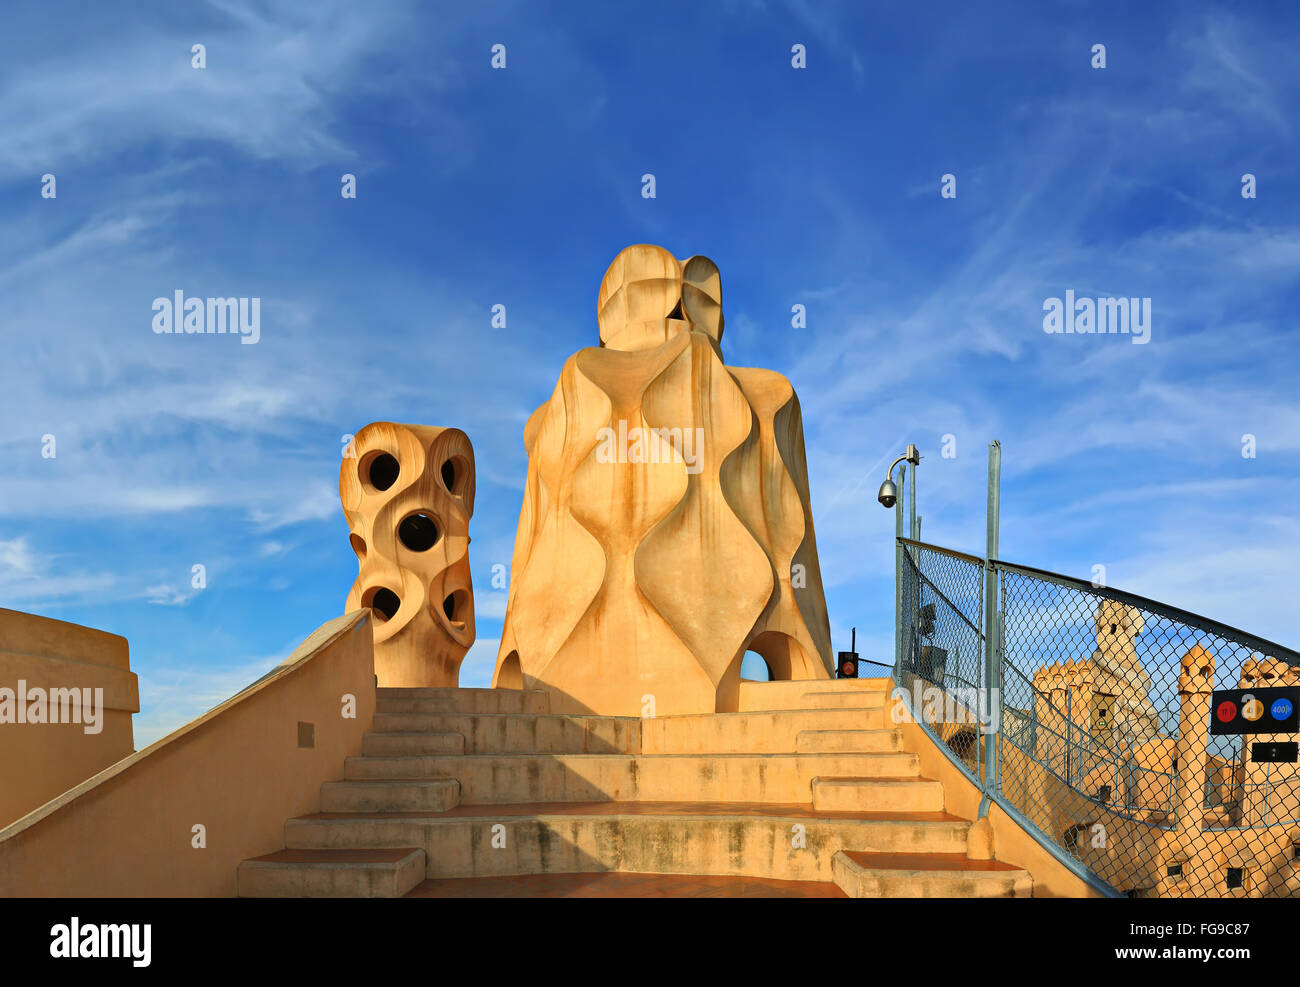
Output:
top-left (406, 872), bottom-right (848, 898)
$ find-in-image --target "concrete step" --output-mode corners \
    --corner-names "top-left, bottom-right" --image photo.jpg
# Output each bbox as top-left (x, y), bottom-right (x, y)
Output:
top-left (368, 712), bottom-right (641, 754)
top-left (362, 731), bottom-right (465, 757)
top-left (796, 729), bottom-right (902, 753)
top-left (237, 848), bottom-right (426, 898)
top-left (812, 777), bottom-right (944, 813)
top-left (738, 678), bottom-right (891, 712)
top-left (319, 778), bottom-right (459, 813)
top-left (340, 752), bottom-right (922, 803)
top-left (831, 851), bottom-right (1033, 898)
top-left (373, 712), bottom-right (464, 734)
top-left (284, 803), bottom-right (972, 882)
top-left (800, 692), bottom-right (890, 710)
top-left (375, 687), bottom-right (548, 715)
top-left (642, 708), bottom-right (887, 752)
top-left (372, 709), bottom-right (888, 754)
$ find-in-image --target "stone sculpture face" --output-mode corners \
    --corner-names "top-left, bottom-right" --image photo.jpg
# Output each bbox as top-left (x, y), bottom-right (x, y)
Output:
top-left (340, 422), bottom-right (476, 687)
top-left (597, 244), bottom-right (723, 351)
top-left (494, 244), bottom-right (834, 716)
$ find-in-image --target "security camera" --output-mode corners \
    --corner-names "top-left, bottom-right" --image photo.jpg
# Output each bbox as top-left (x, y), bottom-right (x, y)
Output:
top-left (877, 478), bottom-right (898, 508)
top-left (878, 444), bottom-right (920, 509)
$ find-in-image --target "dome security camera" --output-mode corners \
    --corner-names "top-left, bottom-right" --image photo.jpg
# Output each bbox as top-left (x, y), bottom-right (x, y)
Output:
top-left (877, 478), bottom-right (898, 509)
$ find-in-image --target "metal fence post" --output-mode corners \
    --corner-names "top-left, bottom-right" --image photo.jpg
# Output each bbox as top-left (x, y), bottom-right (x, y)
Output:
top-left (894, 467), bottom-right (905, 676)
top-left (909, 460), bottom-right (917, 542)
top-left (980, 440), bottom-right (1002, 814)
top-left (908, 462), bottom-right (921, 678)
top-left (1066, 686), bottom-right (1072, 785)
top-left (894, 462), bottom-right (904, 671)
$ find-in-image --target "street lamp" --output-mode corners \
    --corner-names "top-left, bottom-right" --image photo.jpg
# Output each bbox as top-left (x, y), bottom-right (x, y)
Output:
top-left (878, 443), bottom-right (921, 508)
top-left (885, 443), bottom-right (922, 678)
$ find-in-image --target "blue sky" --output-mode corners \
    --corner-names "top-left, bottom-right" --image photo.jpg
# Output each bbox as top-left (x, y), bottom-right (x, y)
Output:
top-left (2, 0), bottom-right (1297, 747)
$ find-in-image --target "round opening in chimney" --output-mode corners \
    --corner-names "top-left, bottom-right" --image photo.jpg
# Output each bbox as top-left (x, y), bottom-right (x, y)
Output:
top-left (365, 452), bottom-right (400, 492)
top-left (367, 587), bottom-right (401, 621)
top-left (398, 513), bottom-right (440, 552)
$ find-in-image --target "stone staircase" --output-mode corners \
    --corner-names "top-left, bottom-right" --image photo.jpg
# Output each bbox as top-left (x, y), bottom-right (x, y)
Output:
top-left (237, 679), bottom-right (1032, 898)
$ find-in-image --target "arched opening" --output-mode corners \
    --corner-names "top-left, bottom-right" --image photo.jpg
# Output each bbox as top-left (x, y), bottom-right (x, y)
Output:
top-left (496, 650), bottom-right (523, 690)
top-left (739, 650), bottom-right (774, 681)
top-left (349, 533), bottom-right (366, 562)
top-left (360, 451), bottom-right (400, 493)
top-left (717, 631), bottom-right (821, 712)
top-left (744, 631), bottom-right (819, 681)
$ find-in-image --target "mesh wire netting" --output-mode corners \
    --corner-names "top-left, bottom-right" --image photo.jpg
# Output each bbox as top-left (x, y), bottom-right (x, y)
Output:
top-left (899, 538), bottom-right (1300, 898)
top-left (898, 542), bottom-right (986, 777)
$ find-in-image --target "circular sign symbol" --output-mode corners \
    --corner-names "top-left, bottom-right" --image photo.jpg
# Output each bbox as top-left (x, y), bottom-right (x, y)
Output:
top-left (1242, 694), bottom-right (1265, 722)
top-left (1216, 700), bottom-right (1238, 723)
top-left (1271, 697), bottom-right (1293, 721)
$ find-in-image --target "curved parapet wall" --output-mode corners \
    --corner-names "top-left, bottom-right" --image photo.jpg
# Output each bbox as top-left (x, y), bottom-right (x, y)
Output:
top-left (494, 244), bottom-right (833, 716)
top-left (0, 611), bottom-right (375, 897)
top-left (0, 608), bottom-right (139, 828)
top-left (341, 422), bottom-right (476, 688)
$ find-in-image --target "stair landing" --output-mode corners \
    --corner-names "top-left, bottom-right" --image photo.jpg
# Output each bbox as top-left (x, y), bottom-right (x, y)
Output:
top-left (832, 850), bottom-right (1033, 898)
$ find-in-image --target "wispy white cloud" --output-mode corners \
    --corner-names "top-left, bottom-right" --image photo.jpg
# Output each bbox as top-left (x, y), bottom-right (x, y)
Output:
top-left (0, 537), bottom-right (37, 575)
top-left (0, 0), bottom-right (435, 181)
top-left (2, 0), bottom-right (1297, 738)
top-left (142, 583), bottom-right (194, 607)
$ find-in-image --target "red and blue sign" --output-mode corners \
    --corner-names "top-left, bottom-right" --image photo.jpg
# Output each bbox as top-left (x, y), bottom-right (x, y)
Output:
top-left (1210, 687), bottom-right (1300, 735)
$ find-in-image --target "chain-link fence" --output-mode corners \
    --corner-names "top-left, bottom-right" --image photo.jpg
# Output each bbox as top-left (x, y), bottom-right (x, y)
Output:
top-left (897, 540), bottom-right (987, 781)
top-left (898, 537), bottom-right (1300, 898)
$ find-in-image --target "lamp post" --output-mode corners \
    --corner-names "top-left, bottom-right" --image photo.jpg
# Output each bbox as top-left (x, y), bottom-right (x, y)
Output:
top-left (880, 444), bottom-right (921, 674)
